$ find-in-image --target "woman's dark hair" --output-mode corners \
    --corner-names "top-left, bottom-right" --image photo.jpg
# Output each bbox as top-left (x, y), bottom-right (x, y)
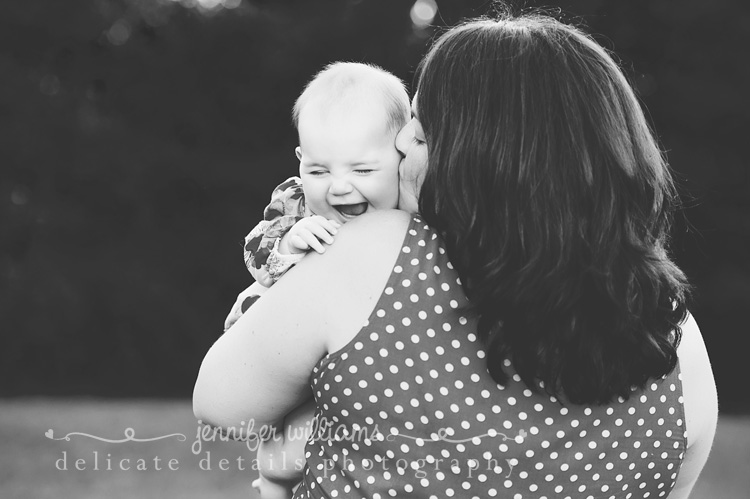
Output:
top-left (416, 14), bottom-right (690, 405)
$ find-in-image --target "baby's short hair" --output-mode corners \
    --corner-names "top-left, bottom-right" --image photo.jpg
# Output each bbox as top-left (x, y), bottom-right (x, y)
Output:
top-left (292, 62), bottom-right (410, 137)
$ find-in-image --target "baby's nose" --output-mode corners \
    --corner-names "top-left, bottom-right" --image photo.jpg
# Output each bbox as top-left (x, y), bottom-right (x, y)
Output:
top-left (329, 177), bottom-right (353, 195)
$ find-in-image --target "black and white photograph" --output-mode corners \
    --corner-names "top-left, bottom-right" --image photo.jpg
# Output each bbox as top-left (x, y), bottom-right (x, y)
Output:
top-left (1, 0), bottom-right (748, 497)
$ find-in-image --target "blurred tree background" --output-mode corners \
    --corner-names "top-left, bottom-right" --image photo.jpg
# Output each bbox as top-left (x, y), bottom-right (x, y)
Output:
top-left (1, 0), bottom-right (748, 411)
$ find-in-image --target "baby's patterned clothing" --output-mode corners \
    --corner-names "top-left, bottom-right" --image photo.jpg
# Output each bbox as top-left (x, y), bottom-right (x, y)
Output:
top-left (244, 176), bottom-right (308, 287)
top-left (292, 215), bottom-right (687, 499)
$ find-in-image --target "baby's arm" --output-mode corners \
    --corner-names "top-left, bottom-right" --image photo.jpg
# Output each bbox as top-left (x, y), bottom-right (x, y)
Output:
top-left (244, 177), bottom-right (308, 287)
top-left (225, 178), bottom-right (307, 331)
top-left (252, 400), bottom-right (317, 499)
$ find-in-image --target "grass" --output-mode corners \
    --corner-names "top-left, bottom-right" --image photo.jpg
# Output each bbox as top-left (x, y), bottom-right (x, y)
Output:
top-left (0, 398), bottom-right (747, 498)
top-left (0, 399), bottom-right (258, 499)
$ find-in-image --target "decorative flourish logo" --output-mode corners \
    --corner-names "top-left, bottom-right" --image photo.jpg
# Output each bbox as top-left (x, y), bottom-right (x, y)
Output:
top-left (45, 428), bottom-right (187, 443)
top-left (387, 427), bottom-right (527, 445)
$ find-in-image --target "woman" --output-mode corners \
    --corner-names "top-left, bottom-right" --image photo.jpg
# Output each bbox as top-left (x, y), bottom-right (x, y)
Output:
top-left (194, 13), bottom-right (717, 499)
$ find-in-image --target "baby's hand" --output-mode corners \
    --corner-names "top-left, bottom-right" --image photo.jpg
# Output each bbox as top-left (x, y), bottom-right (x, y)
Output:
top-left (281, 216), bottom-right (341, 255)
top-left (223, 282), bottom-right (268, 332)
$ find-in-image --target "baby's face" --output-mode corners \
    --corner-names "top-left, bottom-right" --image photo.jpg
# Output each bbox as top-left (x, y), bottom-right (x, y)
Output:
top-left (296, 99), bottom-right (401, 224)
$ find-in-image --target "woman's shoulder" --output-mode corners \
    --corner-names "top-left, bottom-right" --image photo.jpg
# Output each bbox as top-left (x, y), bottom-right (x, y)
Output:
top-left (338, 209), bottom-right (415, 241)
top-left (314, 211), bottom-right (417, 280)
top-left (338, 211), bottom-right (440, 247)
top-left (282, 210), bottom-right (415, 351)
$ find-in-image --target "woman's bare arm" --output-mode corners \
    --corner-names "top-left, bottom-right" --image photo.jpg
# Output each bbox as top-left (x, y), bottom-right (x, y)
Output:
top-left (668, 313), bottom-right (718, 498)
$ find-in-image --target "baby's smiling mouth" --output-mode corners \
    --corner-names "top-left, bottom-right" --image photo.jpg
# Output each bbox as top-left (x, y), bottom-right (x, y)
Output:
top-left (334, 203), bottom-right (368, 217)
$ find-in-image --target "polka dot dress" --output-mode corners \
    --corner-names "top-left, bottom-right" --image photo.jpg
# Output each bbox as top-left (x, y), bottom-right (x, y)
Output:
top-left (292, 216), bottom-right (687, 499)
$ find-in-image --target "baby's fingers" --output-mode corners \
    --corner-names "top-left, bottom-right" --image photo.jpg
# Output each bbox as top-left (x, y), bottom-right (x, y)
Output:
top-left (292, 232), bottom-right (326, 254)
top-left (316, 217), bottom-right (341, 235)
top-left (289, 234), bottom-right (312, 253)
top-left (306, 222), bottom-right (337, 246)
top-left (304, 216), bottom-right (339, 239)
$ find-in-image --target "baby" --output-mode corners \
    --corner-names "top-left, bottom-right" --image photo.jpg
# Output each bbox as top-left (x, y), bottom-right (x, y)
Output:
top-left (224, 61), bottom-right (410, 326)
top-left (225, 62), bottom-right (410, 499)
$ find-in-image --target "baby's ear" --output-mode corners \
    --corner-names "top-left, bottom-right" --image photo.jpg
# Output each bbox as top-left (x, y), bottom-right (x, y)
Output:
top-left (295, 147), bottom-right (302, 161)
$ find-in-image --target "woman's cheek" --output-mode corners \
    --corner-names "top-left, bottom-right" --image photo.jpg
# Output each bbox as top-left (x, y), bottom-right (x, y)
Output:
top-left (398, 156), bottom-right (426, 214)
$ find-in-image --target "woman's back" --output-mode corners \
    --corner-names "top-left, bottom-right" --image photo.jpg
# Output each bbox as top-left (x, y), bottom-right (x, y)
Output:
top-left (293, 216), bottom-right (686, 499)
top-left (194, 13), bottom-right (717, 498)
